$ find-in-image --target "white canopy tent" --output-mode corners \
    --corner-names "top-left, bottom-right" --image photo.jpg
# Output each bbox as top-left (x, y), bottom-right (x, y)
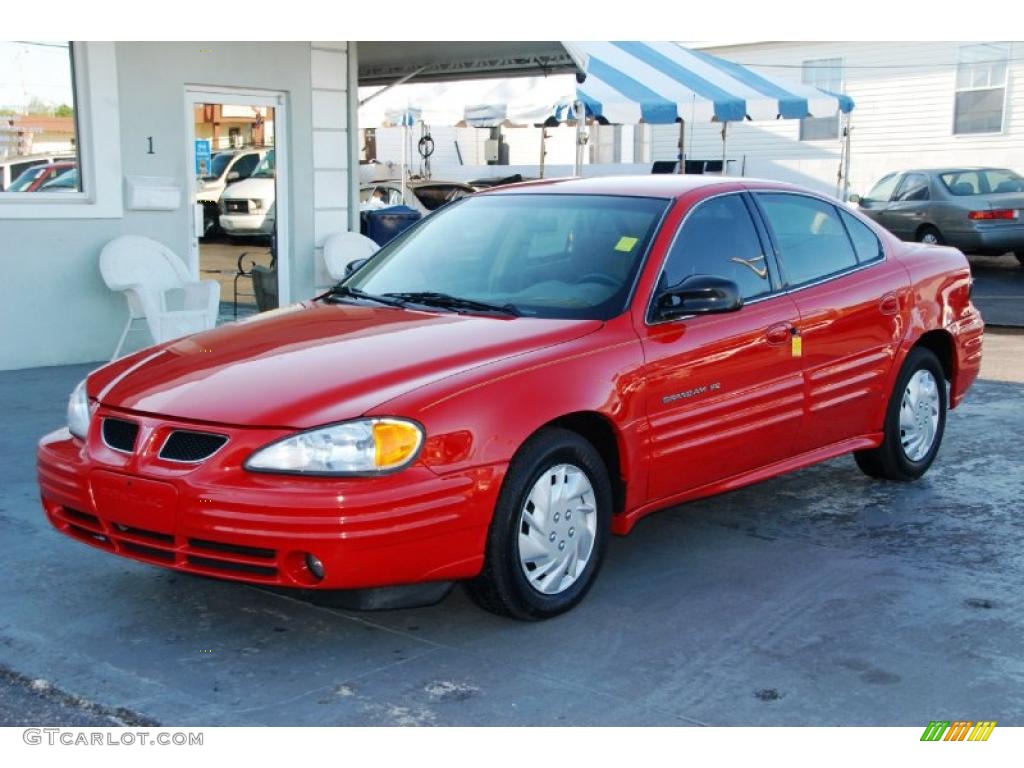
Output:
top-left (358, 42), bottom-right (856, 195)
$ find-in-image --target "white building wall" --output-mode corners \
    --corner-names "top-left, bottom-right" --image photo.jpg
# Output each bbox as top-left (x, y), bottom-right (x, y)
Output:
top-left (310, 42), bottom-right (350, 291)
top-left (0, 41), bottom-right (328, 370)
top-left (651, 41), bottom-right (1024, 197)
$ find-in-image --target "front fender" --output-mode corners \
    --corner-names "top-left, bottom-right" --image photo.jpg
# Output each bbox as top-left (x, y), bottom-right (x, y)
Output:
top-left (369, 314), bottom-right (649, 512)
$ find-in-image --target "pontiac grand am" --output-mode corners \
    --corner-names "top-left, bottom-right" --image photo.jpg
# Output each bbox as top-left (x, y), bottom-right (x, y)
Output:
top-left (38, 175), bottom-right (983, 619)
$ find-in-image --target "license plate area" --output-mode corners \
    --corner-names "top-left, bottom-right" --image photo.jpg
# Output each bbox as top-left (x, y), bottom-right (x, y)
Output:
top-left (89, 470), bottom-right (178, 533)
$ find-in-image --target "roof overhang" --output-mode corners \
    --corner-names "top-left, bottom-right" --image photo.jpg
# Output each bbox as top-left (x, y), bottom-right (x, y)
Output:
top-left (357, 41), bottom-right (579, 86)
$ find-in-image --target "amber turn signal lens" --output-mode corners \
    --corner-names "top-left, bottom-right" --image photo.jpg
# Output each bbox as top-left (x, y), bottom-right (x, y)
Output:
top-left (373, 420), bottom-right (423, 469)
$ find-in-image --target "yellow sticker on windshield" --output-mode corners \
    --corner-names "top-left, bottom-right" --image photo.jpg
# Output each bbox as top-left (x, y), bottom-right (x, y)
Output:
top-left (615, 236), bottom-right (639, 253)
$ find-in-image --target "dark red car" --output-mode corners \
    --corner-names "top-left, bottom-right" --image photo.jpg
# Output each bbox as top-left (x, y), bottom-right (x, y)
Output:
top-left (38, 176), bottom-right (983, 619)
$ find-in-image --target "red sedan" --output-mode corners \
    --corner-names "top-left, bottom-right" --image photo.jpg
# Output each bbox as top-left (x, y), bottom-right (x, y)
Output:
top-left (38, 176), bottom-right (983, 619)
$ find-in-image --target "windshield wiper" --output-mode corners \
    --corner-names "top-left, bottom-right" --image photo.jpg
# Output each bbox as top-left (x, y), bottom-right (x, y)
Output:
top-left (382, 291), bottom-right (520, 317)
top-left (321, 285), bottom-right (408, 308)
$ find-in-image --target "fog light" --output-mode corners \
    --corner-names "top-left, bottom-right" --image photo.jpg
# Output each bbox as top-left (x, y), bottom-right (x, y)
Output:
top-left (305, 553), bottom-right (325, 581)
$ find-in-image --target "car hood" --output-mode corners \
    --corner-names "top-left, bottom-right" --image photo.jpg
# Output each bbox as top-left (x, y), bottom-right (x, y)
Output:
top-left (93, 301), bottom-right (602, 428)
top-left (222, 177), bottom-right (274, 200)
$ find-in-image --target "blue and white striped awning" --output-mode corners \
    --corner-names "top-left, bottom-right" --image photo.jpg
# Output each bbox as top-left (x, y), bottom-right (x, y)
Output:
top-left (562, 41), bottom-right (854, 124)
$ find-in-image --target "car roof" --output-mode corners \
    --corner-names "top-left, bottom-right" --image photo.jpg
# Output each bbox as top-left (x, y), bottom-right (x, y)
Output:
top-left (362, 179), bottom-right (475, 189)
top-left (480, 174), bottom-right (800, 199)
top-left (894, 167), bottom-right (1014, 175)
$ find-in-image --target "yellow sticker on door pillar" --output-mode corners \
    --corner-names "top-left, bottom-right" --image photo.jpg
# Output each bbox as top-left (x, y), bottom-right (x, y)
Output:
top-left (792, 335), bottom-right (803, 357)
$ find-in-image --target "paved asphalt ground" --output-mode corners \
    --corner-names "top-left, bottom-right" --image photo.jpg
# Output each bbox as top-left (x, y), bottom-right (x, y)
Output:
top-left (1, 291), bottom-right (1022, 726)
top-left (969, 252), bottom-right (1024, 327)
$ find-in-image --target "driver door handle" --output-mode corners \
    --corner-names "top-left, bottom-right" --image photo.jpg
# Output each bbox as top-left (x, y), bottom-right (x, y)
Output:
top-left (765, 322), bottom-right (794, 345)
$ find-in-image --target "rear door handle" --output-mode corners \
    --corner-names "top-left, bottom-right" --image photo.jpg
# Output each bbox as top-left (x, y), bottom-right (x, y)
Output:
top-left (879, 292), bottom-right (900, 316)
top-left (766, 322), bottom-right (794, 345)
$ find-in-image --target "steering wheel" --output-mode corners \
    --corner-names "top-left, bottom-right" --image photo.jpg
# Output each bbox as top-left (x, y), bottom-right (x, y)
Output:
top-left (576, 272), bottom-right (618, 288)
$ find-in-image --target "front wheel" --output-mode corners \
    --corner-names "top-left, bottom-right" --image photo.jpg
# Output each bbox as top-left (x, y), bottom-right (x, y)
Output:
top-left (854, 347), bottom-right (947, 481)
top-left (466, 428), bottom-right (611, 620)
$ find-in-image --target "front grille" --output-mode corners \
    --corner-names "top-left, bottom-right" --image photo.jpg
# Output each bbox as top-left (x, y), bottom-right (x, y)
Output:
top-left (121, 541), bottom-right (175, 562)
top-left (189, 538), bottom-right (275, 560)
top-left (159, 430), bottom-right (227, 462)
top-left (225, 199), bottom-right (249, 214)
top-left (186, 555), bottom-right (277, 577)
top-left (52, 505), bottom-right (281, 582)
top-left (101, 418), bottom-right (138, 453)
top-left (112, 522), bottom-right (174, 544)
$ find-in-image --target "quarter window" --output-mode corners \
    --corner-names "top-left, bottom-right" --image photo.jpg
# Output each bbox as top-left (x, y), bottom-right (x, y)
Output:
top-left (757, 193), bottom-right (858, 286)
top-left (893, 173), bottom-right (930, 202)
top-left (954, 43), bottom-right (1008, 135)
top-left (839, 210), bottom-right (883, 264)
top-left (660, 194), bottom-right (772, 301)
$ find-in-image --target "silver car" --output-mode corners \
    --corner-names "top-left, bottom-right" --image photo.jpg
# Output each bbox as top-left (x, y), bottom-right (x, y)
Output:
top-left (851, 167), bottom-right (1024, 266)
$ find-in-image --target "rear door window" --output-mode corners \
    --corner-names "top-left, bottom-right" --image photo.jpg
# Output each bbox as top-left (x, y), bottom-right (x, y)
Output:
top-left (893, 173), bottom-right (930, 201)
top-left (757, 193), bottom-right (859, 287)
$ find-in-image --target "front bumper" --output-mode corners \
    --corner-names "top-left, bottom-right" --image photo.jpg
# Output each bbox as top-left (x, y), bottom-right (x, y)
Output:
top-left (219, 211), bottom-right (274, 235)
top-left (37, 411), bottom-right (503, 590)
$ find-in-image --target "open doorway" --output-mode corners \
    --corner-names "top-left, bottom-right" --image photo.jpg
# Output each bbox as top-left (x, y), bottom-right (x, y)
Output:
top-left (186, 89), bottom-right (288, 323)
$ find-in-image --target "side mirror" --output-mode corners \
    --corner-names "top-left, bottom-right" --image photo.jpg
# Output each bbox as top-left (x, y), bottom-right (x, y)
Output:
top-left (654, 275), bottom-right (743, 320)
top-left (848, 193), bottom-right (862, 205)
top-left (344, 257), bottom-right (369, 276)
top-left (226, 171), bottom-right (240, 181)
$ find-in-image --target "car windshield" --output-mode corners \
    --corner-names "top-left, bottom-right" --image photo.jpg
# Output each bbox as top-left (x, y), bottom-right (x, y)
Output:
top-left (344, 193), bottom-right (669, 320)
top-left (203, 152), bottom-right (234, 181)
top-left (39, 167), bottom-right (78, 191)
top-left (940, 169), bottom-right (1024, 196)
top-left (251, 150), bottom-right (275, 179)
top-left (7, 164), bottom-right (48, 192)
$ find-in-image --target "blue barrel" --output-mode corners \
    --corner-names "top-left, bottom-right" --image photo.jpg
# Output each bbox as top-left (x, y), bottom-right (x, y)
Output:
top-left (361, 205), bottom-right (422, 246)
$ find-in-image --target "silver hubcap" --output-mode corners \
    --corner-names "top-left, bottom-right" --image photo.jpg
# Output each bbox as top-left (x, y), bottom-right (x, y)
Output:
top-left (921, 232), bottom-right (939, 244)
top-left (900, 369), bottom-right (941, 461)
top-left (517, 463), bottom-right (597, 595)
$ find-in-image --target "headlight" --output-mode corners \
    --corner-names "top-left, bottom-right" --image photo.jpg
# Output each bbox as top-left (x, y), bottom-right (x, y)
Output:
top-left (250, 198), bottom-right (264, 212)
top-left (245, 418), bottom-right (423, 476)
top-left (66, 379), bottom-right (92, 439)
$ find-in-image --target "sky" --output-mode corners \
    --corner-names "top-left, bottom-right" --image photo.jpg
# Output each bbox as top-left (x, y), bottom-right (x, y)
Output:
top-left (0, 41), bottom-right (75, 111)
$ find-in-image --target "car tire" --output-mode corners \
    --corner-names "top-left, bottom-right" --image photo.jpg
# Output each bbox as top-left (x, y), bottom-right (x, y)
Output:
top-left (916, 225), bottom-right (944, 246)
top-left (854, 347), bottom-right (947, 482)
top-left (465, 427), bottom-right (612, 620)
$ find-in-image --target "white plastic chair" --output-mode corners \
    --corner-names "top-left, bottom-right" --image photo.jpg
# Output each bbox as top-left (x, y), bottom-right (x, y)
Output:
top-left (323, 231), bottom-right (380, 281)
top-left (99, 235), bottom-right (220, 359)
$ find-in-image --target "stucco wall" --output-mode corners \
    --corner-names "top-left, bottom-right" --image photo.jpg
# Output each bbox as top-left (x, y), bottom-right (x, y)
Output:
top-left (0, 41), bottom-right (326, 370)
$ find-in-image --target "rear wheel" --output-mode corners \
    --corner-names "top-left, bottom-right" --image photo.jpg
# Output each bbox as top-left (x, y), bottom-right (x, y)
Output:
top-left (855, 347), bottom-right (947, 481)
top-left (466, 428), bottom-right (611, 620)
top-left (916, 225), bottom-right (944, 246)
